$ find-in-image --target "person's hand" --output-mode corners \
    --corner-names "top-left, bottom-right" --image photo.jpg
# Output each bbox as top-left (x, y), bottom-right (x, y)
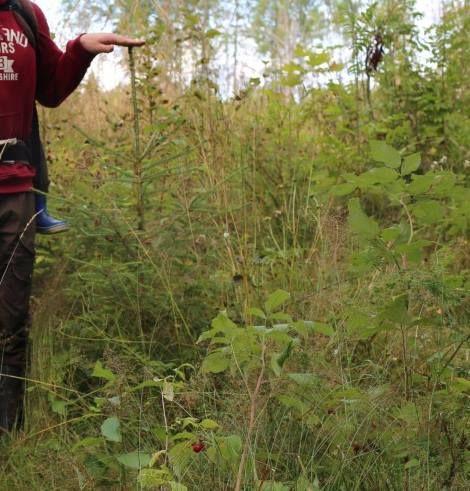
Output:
top-left (79, 33), bottom-right (145, 54)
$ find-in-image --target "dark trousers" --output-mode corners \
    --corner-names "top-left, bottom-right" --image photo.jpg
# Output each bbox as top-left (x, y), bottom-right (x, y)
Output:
top-left (0, 192), bottom-right (35, 371)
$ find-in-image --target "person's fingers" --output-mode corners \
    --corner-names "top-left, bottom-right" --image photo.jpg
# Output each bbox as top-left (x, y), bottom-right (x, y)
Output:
top-left (104, 34), bottom-right (145, 47)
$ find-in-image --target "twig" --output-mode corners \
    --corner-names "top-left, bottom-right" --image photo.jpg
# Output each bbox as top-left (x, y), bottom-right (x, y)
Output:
top-left (129, 47), bottom-right (145, 231)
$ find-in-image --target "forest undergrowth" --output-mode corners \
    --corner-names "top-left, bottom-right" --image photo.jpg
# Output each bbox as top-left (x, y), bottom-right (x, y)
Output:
top-left (0, 1), bottom-right (468, 490)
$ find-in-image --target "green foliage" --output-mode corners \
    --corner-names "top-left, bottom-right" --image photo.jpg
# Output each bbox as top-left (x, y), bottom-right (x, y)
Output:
top-left (2, 2), bottom-right (468, 490)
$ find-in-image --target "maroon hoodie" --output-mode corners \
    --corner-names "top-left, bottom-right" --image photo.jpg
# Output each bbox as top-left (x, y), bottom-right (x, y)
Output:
top-left (0, 0), bottom-right (95, 194)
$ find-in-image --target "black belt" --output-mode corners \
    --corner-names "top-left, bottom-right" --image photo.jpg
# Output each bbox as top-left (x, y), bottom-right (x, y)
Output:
top-left (0, 140), bottom-right (31, 164)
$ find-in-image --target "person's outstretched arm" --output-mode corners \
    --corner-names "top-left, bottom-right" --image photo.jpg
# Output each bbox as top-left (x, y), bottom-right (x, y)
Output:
top-left (34, 4), bottom-right (144, 107)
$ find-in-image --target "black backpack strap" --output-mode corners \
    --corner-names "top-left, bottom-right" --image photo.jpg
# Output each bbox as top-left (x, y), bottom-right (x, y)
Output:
top-left (0, 0), bottom-right (38, 49)
top-left (28, 108), bottom-right (49, 191)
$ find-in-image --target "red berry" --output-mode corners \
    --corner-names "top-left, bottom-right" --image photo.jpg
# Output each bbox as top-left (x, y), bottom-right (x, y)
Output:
top-left (191, 441), bottom-right (205, 453)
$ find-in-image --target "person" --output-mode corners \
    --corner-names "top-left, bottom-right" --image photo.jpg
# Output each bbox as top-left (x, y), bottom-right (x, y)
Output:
top-left (0, 0), bottom-right (144, 434)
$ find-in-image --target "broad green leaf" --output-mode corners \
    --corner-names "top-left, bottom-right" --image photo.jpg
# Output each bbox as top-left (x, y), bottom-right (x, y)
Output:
top-left (137, 468), bottom-right (173, 487)
top-left (198, 313), bottom-right (238, 343)
top-left (248, 307), bottom-right (266, 319)
top-left (348, 198), bottom-right (380, 240)
top-left (407, 174), bottom-right (435, 195)
top-left (277, 394), bottom-right (308, 414)
top-left (330, 182), bottom-right (356, 196)
top-left (411, 200), bottom-right (445, 225)
top-left (201, 351), bottom-right (230, 374)
top-left (217, 435), bottom-right (242, 462)
top-left (347, 310), bottom-right (379, 339)
top-left (92, 360), bottom-right (116, 381)
top-left (381, 226), bottom-right (401, 242)
top-left (211, 312), bottom-right (238, 332)
top-left (450, 377), bottom-right (470, 393)
top-left (101, 416), bottom-right (122, 443)
top-left (276, 341), bottom-right (294, 371)
top-left (169, 482), bottom-right (188, 491)
top-left (117, 451), bottom-right (151, 469)
top-left (270, 312), bottom-right (293, 322)
top-left (401, 153), bottom-right (421, 176)
top-left (358, 167), bottom-right (398, 186)
top-left (48, 394), bottom-right (67, 416)
top-left (169, 442), bottom-right (194, 479)
top-left (288, 373), bottom-right (320, 386)
top-left (200, 418), bottom-right (219, 430)
top-left (370, 140), bottom-right (401, 168)
top-left (292, 320), bottom-right (309, 337)
top-left (395, 240), bottom-right (432, 263)
top-left (380, 294), bottom-right (409, 325)
top-left (305, 321), bottom-right (334, 337)
top-left (264, 290), bottom-right (290, 313)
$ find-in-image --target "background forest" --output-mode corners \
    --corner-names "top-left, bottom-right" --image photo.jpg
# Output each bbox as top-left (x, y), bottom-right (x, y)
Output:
top-left (1, 0), bottom-right (469, 489)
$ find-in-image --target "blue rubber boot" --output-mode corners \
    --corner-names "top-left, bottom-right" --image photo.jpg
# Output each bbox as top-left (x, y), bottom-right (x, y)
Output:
top-left (35, 193), bottom-right (69, 235)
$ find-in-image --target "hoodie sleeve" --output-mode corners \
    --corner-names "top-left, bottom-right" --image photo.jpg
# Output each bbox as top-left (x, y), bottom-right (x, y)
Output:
top-left (33, 3), bottom-right (96, 108)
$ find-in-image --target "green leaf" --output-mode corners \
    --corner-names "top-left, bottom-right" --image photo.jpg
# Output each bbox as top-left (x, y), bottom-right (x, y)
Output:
top-left (305, 321), bottom-right (334, 337)
top-left (347, 310), bottom-right (379, 339)
top-left (381, 226), bottom-right (401, 242)
top-left (264, 290), bottom-right (290, 313)
top-left (137, 468), bottom-right (173, 487)
top-left (271, 342), bottom-right (293, 377)
top-left (116, 451), bottom-right (151, 469)
top-left (248, 307), bottom-right (266, 319)
top-left (201, 351), bottom-right (230, 374)
top-left (277, 394), bottom-right (308, 414)
top-left (358, 167), bottom-right (398, 186)
top-left (198, 312), bottom-right (237, 343)
top-left (348, 198), bottom-right (380, 240)
top-left (168, 442), bottom-right (194, 479)
top-left (217, 435), bottom-right (242, 462)
top-left (200, 418), bottom-right (219, 430)
top-left (169, 482), bottom-right (188, 491)
top-left (411, 200), bottom-right (445, 225)
top-left (395, 240), bottom-right (432, 263)
top-left (407, 174), bottom-right (435, 195)
top-left (270, 312), bottom-right (293, 322)
top-left (370, 140), bottom-right (401, 168)
top-left (92, 360), bottom-right (116, 381)
top-left (48, 394), bottom-right (67, 416)
top-left (288, 373), bottom-right (320, 387)
top-left (401, 153), bottom-right (421, 176)
top-left (380, 294), bottom-right (409, 325)
top-left (330, 182), bottom-right (357, 196)
top-left (101, 416), bottom-right (122, 443)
